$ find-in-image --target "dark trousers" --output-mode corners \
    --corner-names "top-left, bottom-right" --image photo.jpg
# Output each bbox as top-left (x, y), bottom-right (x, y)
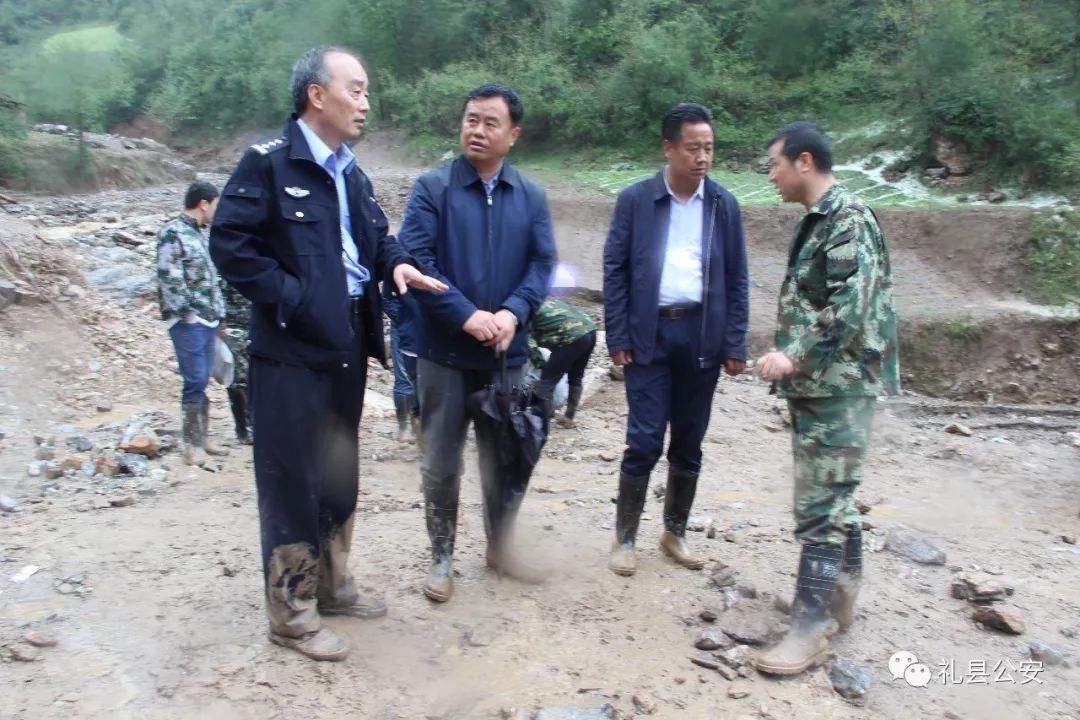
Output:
top-left (417, 358), bottom-right (526, 558)
top-left (249, 313), bottom-right (367, 635)
top-left (536, 331), bottom-right (596, 400)
top-left (621, 311), bottom-right (720, 477)
top-left (168, 321), bottom-right (217, 405)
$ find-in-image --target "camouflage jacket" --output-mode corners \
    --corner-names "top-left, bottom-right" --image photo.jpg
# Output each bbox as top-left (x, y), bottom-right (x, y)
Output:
top-left (155, 214), bottom-right (225, 322)
top-left (221, 280), bottom-right (251, 334)
top-left (528, 299), bottom-right (596, 368)
top-left (773, 184), bottom-right (900, 398)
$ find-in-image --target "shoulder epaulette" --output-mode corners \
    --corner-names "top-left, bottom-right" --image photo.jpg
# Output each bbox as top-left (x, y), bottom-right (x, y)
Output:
top-left (250, 136), bottom-right (287, 155)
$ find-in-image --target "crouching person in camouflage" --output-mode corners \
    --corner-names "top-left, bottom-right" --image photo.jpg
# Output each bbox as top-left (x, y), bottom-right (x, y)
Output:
top-left (527, 298), bottom-right (597, 427)
top-left (155, 180), bottom-right (231, 466)
top-left (754, 122), bottom-right (899, 676)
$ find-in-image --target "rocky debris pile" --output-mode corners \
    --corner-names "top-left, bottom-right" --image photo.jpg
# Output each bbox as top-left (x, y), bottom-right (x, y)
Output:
top-left (10, 414), bottom-right (205, 512)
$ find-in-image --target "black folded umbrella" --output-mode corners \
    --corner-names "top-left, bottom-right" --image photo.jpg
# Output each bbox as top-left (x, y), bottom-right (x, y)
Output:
top-left (467, 354), bottom-right (550, 538)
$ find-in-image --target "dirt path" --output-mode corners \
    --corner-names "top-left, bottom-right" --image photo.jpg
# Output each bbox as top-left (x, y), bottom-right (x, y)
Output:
top-left (2, 145), bottom-right (1080, 719)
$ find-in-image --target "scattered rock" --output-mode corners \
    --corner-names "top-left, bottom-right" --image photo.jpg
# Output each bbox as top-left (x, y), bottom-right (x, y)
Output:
top-left (829, 657), bottom-right (871, 702)
top-left (772, 595), bottom-right (792, 615)
top-left (716, 664), bottom-right (738, 681)
top-left (35, 444), bottom-right (56, 461)
top-left (0, 279), bottom-right (16, 311)
top-left (972, 606), bottom-right (1025, 635)
top-left (465, 628), bottom-right (494, 648)
top-left (932, 133), bottom-right (975, 176)
top-left (727, 683), bottom-right (749, 700)
top-left (988, 191), bottom-right (1007, 204)
top-left (710, 562), bottom-right (737, 588)
top-left (221, 565), bottom-right (238, 577)
top-left (884, 526), bottom-right (947, 565)
top-left (66, 436), bottom-right (94, 452)
top-left (0, 495), bottom-right (18, 513)
top-left (719, 644), bottom-right (756, 669)
top-left (43, 462), bottom-right (63, 480)
top-left (944, 422), bottom-right (973, 437)
top-left (1062, 534), bottom-right (1077, 545)
top-left (534, 705), bottom-right (616, 720)
top-left (120, 423), bottom-right (160, 457)
top-left (699, 608), bottom-right (719, 623)
top-left (23, 631), bottom-right (57, 648)
top-left (608, 366), bottom-right (624, 382)
top-left (94, 453), bottom-right (120, 477)
top-left (25, 461), bottom-right (42, 477)
top-left (690, 652), bottom-right (721, 670)
top-left (10, 565), bottom-right (39, 583)
top-left (950, 574), bottom-right (1009, 603)
top-left (9, 645), bottom-right (39, 662)
top-left (855, 499), bottom-right (872, 514)
top-left (631, 693), bottom-right (657, 715)
top-left (116, 452), bottom-right (149, 476)
top-left (597, 451), bottom-right (617, 462)
top-left (1029, 642), bottom-right (1066, 666)
top-left (706, 526), bottom-right (717, 539)
top-left (721, 605), bottom-right (783, 646)
top-left (96, 401), bottom-right (114, 413)
top-left (695, 628), bottom-right (733, 651)
top-left (202, 460), bottom-right (221, 473)
top-left (60, 455), bottom-right (87, 472)
top-left (688, 516), bottom-right (713, 532)
top-left (108, 494), bottom-right (137, 508)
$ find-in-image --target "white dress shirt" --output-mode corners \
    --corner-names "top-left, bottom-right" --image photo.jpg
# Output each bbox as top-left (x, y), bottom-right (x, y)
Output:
top-left (657, 168), bottom-right (704, 306)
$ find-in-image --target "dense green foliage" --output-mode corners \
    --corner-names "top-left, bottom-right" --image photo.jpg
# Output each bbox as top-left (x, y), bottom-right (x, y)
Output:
top-left (0, 0), bottom-right (1078, 186)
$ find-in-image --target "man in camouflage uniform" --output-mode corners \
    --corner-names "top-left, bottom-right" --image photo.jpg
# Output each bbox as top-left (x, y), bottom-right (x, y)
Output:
top-left (754, 122), bottom-right (899, 676)
top-left (527, 298), bottom-right (597, 427)
top-left (156, 180), bottom-right (230, 466)
top-left (220, 280), bottom-right (253, 444)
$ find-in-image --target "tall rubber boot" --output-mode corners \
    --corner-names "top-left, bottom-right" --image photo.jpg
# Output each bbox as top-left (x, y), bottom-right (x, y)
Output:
top-left (393, 394), bottom-right (410, 443)
top-left (422, 474), bottom-right (459, 603)
top-left (831, 525), bottom-right (863, 632)
top-left (483, 486), bottom-right (547, 584)
top-left (227, 387), bottom-right (252, 444)
top-left (557, 385), bottom-right (583, 428)
top-left (756, 544), bottom-right (844, 676)
top-left (182, 403), bottom-right (207, 466)
top-left (609, 472), bottom-right (649, 576)
top-left (200, 397), bottom-right (229, 456)
top-left (660, 466), bottom-right (704, 569)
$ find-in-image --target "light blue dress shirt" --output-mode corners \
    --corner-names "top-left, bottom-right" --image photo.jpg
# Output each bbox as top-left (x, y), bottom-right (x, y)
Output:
top-left (296, 119), bottom-right (370, 296)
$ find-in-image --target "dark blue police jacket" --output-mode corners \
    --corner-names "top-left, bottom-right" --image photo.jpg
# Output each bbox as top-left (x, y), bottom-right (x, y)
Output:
top-left (209, 116), bottom-right (414, 370)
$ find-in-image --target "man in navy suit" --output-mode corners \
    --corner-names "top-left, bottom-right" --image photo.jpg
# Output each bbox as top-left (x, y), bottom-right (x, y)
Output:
top-left (603, 103), bottom-right (749, 577)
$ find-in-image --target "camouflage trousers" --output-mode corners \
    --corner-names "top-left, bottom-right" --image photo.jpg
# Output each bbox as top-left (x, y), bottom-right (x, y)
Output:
top-left (223, 328), bottom-right (249, 391)
top-left (788, 396), bottom-right (877, 548)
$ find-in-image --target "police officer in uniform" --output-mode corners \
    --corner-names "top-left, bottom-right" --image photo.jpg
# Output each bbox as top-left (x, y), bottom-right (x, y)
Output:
top-left (210, 46), bottom-right (446, 662)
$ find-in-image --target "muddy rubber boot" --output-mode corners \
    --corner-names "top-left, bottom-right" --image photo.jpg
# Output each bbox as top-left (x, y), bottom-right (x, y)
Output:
top-left (831, 525), bottom-right (863, 632)
top-left (393, 394), bottom-right (410, 443)
top-left (556, 385), bottom-right (583, 428)
top-left (269, 627), bottom-right (349, 661)
top-left (659, 466), bottom-right (704, 570)
top-left (181, 403), bottom-right (207, 466)
top-left (410, 414), bottom-right (424, 453)
top-left (227, 387), bottom-right (252, 445)
top-left (422, 475), bottom-right (459, 603)
top-left (756, 544), bottom-right (844, 676)
top-left (609, 472), bottom-right (649, 576)
top-left (200, 397), bottom-right (229, 456)
top-left (484, 496), bottom-right (549, 585)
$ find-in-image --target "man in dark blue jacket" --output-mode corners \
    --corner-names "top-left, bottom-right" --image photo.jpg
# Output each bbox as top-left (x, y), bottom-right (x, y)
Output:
top-left (603, 103), bottom-right (749, 578)
top-left (209, 46), bottom-right (445, 662)
top-left (398, 84), bottom-right (556, 603)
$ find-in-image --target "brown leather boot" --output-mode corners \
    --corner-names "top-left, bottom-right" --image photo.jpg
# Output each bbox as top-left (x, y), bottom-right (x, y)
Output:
top-left (269, 627), bottom-right (348, 661)
top-left (756, 544), bottom-right (843, 676)
top-left (609, 471), bottom-right (649, 576)
top-left (660, 467), bottom-right (703, 569)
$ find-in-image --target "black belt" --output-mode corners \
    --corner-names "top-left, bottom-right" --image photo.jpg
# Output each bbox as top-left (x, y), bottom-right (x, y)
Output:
top-left (658, 303), bottom-right (701, 319)
top-left (349, 295), bottom-right (364, 315)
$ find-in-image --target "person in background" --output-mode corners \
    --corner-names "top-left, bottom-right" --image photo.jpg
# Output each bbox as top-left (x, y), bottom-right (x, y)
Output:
top-left (155, 180), bottom-right (230, 467)
top-left (383, 283), bottom-right (422, 447)
top-left (527, 297), bottom-right (596, 428)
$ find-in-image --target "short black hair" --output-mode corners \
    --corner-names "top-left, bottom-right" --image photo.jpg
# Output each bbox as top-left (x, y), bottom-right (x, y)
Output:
top-left (463, 83), bottom-right (524, 126)
top-left (766, 121), bottom-right (833, 173)
top-left (661, 103), bottom-right (713, 143)
top-left (184, 180), bottom-right (218, 210)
